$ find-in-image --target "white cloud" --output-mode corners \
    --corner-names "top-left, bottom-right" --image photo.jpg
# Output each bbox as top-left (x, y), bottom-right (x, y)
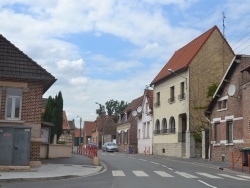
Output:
top-left (70, 77), bottom-right (89, 86)
top-left (57, 59), bottom-right (85, 70)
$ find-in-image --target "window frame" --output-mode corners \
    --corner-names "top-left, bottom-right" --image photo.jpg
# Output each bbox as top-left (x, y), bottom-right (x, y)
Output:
top-left (227, 121), bottom-right (233, 143)
top-left (5, 88), bottom-right (23, 120)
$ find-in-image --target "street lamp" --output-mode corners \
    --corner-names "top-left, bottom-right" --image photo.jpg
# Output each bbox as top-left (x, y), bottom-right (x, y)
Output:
top-left (168, 69), bottom-right (187, 89)
top-left (95, 102), bottom-right (106, 147)
top-left (77, 116), bottom-right (82, 145)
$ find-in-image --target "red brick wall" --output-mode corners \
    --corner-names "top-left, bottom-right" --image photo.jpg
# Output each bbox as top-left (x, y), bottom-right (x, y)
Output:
top-left (210, 56), bottom-right (250, 162)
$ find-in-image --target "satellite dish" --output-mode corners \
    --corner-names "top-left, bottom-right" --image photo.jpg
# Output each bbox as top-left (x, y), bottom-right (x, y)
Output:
top-left (132, 110), bottom-right (137, 117)
top-left (228, 84), bottom-right (236, 96)
top-left (137, 106), bottom-right (142, 113)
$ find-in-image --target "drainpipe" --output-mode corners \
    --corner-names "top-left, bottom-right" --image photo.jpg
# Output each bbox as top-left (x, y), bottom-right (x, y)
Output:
top-left (204, 115), bottom-right (212, 161)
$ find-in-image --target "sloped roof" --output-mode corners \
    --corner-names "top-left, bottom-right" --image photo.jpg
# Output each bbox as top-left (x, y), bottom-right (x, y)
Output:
top-left (62, 111), bottom-right (69, 130)
top-left (151, 25), bottom-right (234, 85)
top-left (68, 120), bottom-right (75, 130)
top-left (95, 115), bottom-right (114, 132)
top-left (0, 34), bottom-right (56, 93)
top-left (84, 121), bottom-right (96, 136)
top-left (75, 128), bottom-right (82, 137)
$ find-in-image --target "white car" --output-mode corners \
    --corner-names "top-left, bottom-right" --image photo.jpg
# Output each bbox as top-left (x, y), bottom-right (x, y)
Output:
top-left (102, 142), bottom-right (119, 152)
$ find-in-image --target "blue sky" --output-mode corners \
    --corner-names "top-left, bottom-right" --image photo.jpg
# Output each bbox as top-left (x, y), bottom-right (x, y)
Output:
top-left (0, 0), bottom-right (250, 127)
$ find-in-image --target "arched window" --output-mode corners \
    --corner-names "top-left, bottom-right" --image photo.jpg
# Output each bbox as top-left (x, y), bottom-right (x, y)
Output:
top-left (169, 117), bottom-right (176, 133)
top-left (155, 119), bottom-right (160, 134)
top-left (162, 118), bottom-right (167, 133)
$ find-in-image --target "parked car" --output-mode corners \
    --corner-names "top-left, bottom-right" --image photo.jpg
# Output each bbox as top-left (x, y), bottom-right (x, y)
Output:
top-left (87, 142), bottom-right (97, 148)
top-left (102, 142), bottom-right (119, 152)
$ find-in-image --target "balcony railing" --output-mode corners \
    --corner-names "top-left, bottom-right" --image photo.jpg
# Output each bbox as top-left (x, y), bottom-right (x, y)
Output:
top-left (153, 130), bottom-right (161, 135)
top-left (168, 97), bottom-right (175, 104)
top-left (178, 93), bottom-right (186, 100)
top-left (154, 101), bottom-right (160, 107)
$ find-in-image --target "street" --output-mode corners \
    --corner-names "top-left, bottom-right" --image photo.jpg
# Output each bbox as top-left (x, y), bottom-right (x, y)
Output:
top-left (1, 151), bottom-right (250, 188)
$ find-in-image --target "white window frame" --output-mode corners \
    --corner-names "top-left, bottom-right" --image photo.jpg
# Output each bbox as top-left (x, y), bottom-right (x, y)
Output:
top-left (5, 88), bottom-right (22, 120)
top-left (147, 122), bottom-right (150, 138)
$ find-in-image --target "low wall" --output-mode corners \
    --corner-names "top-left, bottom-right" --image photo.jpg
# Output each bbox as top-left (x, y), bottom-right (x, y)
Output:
top-left (40, 144), bottom-right (72, 159)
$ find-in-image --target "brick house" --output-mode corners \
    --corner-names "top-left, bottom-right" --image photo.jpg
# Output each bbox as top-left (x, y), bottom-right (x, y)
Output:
top-left (205, 54), bottom-right (250, 162)
top-left (0, 34), bottom-right (56, 167)
top-left (150, 25), bottom-right (235, 157)
top-left (92, 115), bottom-right (117, 148)
top-left (116, 96), bottom-right (143, 153)
top-left (83, 121), bottom-right (95, 145)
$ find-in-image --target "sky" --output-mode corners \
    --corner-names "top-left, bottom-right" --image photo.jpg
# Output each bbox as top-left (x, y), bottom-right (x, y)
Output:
top-left (1, 0), bottom-right (250, 128)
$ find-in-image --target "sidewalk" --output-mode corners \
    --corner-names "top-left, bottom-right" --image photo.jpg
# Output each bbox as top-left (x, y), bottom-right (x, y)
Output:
top-left (0, 151), bottom-right (104, 182)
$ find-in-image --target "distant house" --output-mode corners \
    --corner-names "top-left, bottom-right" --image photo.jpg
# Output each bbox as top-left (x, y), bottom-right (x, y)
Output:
top-left (58, 111), bottom-right (72, 145)
top-left (138, 89), bottom-right (153, 154)
top-left (150, 25), bottom-right (234, 158)
top-left (74, 128), bottom-right (83, 146)
top-left (0, 34), bottom-right (56, 167)
top-left (205, 55), bottom-right (250, 162)
top-left (92, 115), bottom-right (116, 148)
top-left (83, 121), bottom-right (96, 145)
top-left (68, 120), bottom-right (75, 145)
top-left (116, 96), bottom-right (143, 153)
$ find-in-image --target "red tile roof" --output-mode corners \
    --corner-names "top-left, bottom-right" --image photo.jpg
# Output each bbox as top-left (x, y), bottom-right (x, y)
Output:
top-left (62, 111), bottom-right (69, 130)
top-left (151, 25), bottom-right (234, 85)
top-left (75, 128), bottom-right (82, 137)
top-left (84, 121), bottom-right (96, 136)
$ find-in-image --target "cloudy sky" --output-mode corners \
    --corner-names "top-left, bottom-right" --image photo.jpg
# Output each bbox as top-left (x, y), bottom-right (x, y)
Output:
top-left (1, 0), bottom-right (250, 127)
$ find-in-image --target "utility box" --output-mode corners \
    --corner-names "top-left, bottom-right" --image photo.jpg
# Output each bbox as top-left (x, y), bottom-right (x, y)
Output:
top-left (0, 125), bottom-right (31, 166)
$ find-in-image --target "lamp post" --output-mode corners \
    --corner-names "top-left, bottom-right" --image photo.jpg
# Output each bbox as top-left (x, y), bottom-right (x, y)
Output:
top-left (95, 102), bottom-right (106, 147)
top-left (168, 69), bottom-right (187, 89)
top-left (77, 116), bottom-right (82, 145)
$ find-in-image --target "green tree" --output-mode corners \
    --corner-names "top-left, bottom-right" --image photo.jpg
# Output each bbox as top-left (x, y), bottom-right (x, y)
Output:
top-left (42, 92), bottom-right (64, 143)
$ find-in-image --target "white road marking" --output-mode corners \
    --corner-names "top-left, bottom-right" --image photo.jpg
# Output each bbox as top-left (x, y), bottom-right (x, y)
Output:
top-left (132, 171), bottom-right (149, 177)
top-left (154, 171), bottom-right (174, 177)
top-left (168, 167), bottom-right (173, 170)
top-left (128, 157), bottom-right (136, 159)
top-left (138, 159), bottom-right (147, 161)
top-left (175, 171), bottom-right (198, 178)
top-left (150, 161), bottom-right (159, 165)
top-left (218, 174), bottom-right (249, 181)
top-left (112, 171), bottom-right (125, 176)
top-left (198, 180), bottom-right (218, 188)
top-left (237, 175), bottom-right (250, 179)
top-left (196, 172), bottom-right (223, 179)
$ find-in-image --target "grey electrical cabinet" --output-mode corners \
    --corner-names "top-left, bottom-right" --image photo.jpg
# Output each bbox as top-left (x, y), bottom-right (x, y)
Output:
top-left (0, 125), bottom-right (31, 166)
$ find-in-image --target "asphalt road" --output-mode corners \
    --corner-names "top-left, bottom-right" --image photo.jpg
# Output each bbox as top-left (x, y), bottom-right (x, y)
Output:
top-left (1, 151), bottom-right (250, 188)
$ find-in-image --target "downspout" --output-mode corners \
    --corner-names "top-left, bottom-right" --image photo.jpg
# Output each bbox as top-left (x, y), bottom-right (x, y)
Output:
top-left (204, 115), bottom-right (212, 161)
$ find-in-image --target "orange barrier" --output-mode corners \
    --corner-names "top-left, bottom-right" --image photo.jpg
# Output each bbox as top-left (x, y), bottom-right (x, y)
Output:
top-left (231, 152), bottom-right (243, 172)
top-left (77, 145), bottom-right (98, 159)
top-left (144, 146), bottom-right (150, 156)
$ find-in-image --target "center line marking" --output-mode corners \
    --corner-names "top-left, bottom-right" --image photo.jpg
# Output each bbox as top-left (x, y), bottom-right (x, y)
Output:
top-left (138, 159), bottom-right (147, 161)
top-left (150, 161), bottom-right (159, 165)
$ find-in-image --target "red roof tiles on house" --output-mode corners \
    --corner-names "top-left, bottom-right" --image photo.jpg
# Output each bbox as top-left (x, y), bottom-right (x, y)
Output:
top-left (62, 111), bottom-right (69, 130)
top-left (151, 25), bottom-right (233, 85)
top-left (84, 121), bottom-right (96, 136)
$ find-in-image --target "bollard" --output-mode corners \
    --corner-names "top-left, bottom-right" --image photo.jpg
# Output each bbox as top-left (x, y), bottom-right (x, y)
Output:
top-left (92, 156), bottom-right (100, 166)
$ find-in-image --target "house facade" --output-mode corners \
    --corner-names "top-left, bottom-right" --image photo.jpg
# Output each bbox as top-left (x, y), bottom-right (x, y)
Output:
top-left (150, 25), bottom-right (235, 158)
top-left (92, 115), bottom-right (116, 148)
top-left (137, 89), bottom-right (153, 154)
top-left (205, 55), bottom-right (250, 162)
top-left (0, 34), bottom-right (56, 167)
top-left (116, 96), bottom-right (143, 153)
top-left (83, 121), bottom-right (96, 145)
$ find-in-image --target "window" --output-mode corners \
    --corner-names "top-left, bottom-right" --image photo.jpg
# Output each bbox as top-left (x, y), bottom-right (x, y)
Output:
top-left (123, 130), bottom-right (128, 144)
top-left (162, 118), bottom-right (168, 133)
top-left (217, 96), bottom-right (228, 111)
top-left (143, 123), bottom-right (146, 138)
top-left (214, 123), bottom-right (220, 143)
top-left (168, 86), bottom-right (175, 103)
top-left (178, 82), bottom-right (185, 100)
top-left (147, 122), bottom-right (150, 138)
top-left (138, 129), bottom-right (140, 139)
top-left (155, 92), bottom-right (160, 107)
top-left (118, 132), bottom-right (121, 145)
top-left (154, 120), bottom-right (160, 134)
top-left (6, 88), bottom-right (22, 120)
top-left (227, 121), bottom-right (233, 143)
top-left (169, 117), bottom-right (175, 133)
